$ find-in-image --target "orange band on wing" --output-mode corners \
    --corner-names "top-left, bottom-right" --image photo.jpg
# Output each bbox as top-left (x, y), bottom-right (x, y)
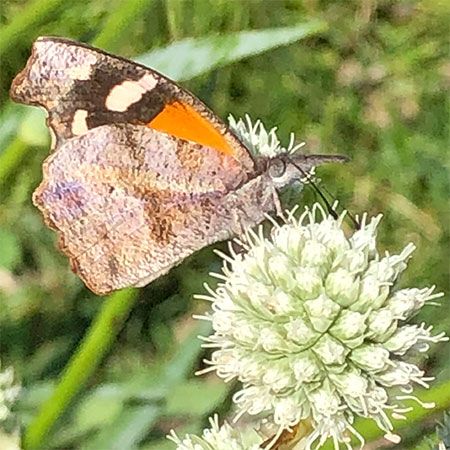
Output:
top-left (148, 101), bottom-right (234, 156)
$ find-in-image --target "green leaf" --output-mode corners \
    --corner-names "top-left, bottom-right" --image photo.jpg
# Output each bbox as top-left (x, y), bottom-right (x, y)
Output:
top-left (137, 22), bottom-right (327, 81)
top-left (165, 380), bottom-right (228, 416)
top-left (24, 289), bottom-right (138, 450)
top-left (74, 385), bottom-right (127, 433)
top-left (81, 404), bottom-right (160, 450)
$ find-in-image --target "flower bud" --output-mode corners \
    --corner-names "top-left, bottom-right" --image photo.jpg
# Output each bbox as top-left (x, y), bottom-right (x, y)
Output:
top-left (325, 268), bottom-right (360, 307)
top-left (291, 351), bottom-right (322, 383)
top-left (350, 344), bottom-right (390, 372)
top-left (367, 308), bottom-right (397, 342)
top-left (313, 334), bottom-right (349, 366)
top-left (299, 239), bottom-right (330, 271)
top-left (293, 267), bottom-right (323, 300)
top-left (284, 317), bottom-right (319, 348)
top-left (304, 294), bottom-right (340, 332)
top-left (330, 309), bottom-right (367, 348)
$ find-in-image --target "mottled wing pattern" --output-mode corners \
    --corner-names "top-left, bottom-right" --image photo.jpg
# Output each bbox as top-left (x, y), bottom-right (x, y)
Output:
top-left (10, 36), bottom-right (254, 171)
top-left (33, 124), bottom-right (274, 294)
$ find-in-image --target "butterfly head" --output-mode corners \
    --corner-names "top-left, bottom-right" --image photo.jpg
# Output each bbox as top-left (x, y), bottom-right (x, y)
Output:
top-left (228, 114), bottom-right (348, 190)
top-left (262, 153), bottom-right (349, 190)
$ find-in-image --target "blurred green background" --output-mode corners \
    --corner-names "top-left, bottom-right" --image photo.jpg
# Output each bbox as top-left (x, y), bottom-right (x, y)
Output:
top-left (0, 1), bottom-right (449, 449)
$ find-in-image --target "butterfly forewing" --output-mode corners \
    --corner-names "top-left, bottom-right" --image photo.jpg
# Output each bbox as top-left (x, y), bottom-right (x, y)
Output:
top-left (10, 36), bottom-right (254, 170)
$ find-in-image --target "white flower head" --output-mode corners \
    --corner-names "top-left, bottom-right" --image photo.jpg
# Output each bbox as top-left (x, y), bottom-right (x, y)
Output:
top-left (196, 203), bottom-right (446, 449)
top-left (0, 363), bottom-right (20, 423)
top-left (228, 114), bottom-right (306, 158)
top-left (167, 414), bottom-right (261, 450)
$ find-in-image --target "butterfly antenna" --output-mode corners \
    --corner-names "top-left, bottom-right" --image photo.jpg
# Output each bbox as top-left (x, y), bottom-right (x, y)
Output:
top-left (320, 184), bottom-right (361, 229)
top-left (290, 160), bottom-right (339, 221)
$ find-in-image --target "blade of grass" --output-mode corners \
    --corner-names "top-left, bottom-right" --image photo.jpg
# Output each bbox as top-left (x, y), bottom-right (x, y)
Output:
top-left (92, 0), bottom-right (153, 52)
top-left (0, 0), bottom-right (66, 58)
top-left (138, 21), bottom-right (328, 81)
top-left (0, 103), bottom-right (26, 152)
top-left (79, 321), bottom-right (211, 450)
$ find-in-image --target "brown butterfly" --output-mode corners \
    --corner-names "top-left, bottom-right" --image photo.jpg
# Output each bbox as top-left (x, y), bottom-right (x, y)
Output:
top-left (10, 37), bottom-right (346, 295)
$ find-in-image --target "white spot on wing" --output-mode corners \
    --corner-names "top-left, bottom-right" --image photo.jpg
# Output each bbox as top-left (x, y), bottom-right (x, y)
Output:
top-left (139, 74), bottom-right (158, 90)
top-left (105, 74), bottom-right (158, 112)
top-left (72, 109), bottom-right (89, 135)
top-left (67, 64), bottom-right (94, 80)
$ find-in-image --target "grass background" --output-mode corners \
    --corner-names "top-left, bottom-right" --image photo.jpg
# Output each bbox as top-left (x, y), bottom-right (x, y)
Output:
top-left (0, 0), bottom-right (449, 449)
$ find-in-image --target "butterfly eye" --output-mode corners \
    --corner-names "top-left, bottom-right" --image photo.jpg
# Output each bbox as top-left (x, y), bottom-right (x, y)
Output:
top-left (268, 158), bottom-right (287, 180)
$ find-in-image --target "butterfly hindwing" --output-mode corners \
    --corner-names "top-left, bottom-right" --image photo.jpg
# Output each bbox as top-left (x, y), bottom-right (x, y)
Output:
top-left (32, 123), bottom-right (273, 294)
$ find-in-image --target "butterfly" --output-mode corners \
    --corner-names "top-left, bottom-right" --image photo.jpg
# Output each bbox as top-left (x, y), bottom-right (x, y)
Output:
top-left (10, 37), bottom-right (346, 295)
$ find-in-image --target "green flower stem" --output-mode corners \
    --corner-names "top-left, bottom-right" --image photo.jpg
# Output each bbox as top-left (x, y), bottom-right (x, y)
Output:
top-left (92, 0), bottom-right (152, 52)
top-left (23, 288), bottom-right (137, 450)
top-left (0, 138), bottom-right (28, 190)
top-left (0, 0), bottom-right (65, 58)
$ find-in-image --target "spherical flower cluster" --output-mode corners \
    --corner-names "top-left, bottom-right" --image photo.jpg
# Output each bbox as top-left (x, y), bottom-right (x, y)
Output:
top-left (196, 204), bottom-right (446, 449)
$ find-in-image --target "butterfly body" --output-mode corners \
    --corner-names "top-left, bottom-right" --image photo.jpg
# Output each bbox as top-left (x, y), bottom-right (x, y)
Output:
top-left (11, 37), bottom-right (345, 295)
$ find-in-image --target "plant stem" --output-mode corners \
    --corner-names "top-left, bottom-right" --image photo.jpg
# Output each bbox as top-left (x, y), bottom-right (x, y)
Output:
top-left (23, 288), bottom-right (137, 450)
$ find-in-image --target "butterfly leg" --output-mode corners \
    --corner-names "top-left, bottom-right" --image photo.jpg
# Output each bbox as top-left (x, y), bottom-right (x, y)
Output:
top-left (271, 186), bottom-right (283, 217)
top-left (230, 209), bottom-right (250, 238)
